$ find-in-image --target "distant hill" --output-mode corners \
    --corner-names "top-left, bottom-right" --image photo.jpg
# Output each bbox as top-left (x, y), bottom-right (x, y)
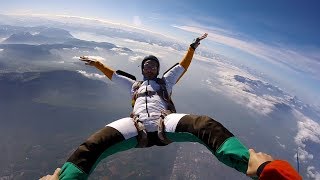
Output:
top-left (0, 25), bottom-right (73, 39)
top-left (0, 25), bottom-right (133, 51)
top-left (3, 29), bottom-right (74, 44)
top-left (37, 27), bottom-right (74, 39)
top-left (63, 38), bottom-right (117, 49)
top-left (0, 24), bottom-right (30, 37)
top-left (4, 32), bottom-right (49, 44)
top-left (0, 27), bottom-right (133, 73)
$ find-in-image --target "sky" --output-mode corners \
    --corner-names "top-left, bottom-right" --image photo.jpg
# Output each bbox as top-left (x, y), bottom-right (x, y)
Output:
top-left (0, 0), bottom-right (320, 105)
top-left (1, 1), bottom-right (320, 178)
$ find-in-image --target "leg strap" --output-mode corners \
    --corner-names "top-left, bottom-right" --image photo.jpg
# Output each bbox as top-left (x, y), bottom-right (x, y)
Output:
top-left (133, 115), bottom-right (148, 148)
top-left (157, 113), bottom-right (172, 145)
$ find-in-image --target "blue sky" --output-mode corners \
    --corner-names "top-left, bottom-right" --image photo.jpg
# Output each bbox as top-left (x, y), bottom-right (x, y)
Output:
top-left (1, 0), bottom-right (320, 104)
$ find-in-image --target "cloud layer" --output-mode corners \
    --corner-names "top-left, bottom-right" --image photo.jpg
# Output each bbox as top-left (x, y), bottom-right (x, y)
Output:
top-left (76, 70), bottom-right (105, 80)
top-left (173, 25), bottom-right (320, 79)
top-left (200, 55), bottom-right (320, 177)
top-left (203, 64), bottom-right (279, 116)
top-left (294, 110), bottom-right (320, 149)
top-left (307, 166), bottom-right (320, 179)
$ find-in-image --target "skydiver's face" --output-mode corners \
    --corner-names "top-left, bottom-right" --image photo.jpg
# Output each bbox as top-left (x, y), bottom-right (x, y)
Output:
top-left (142, 60), bottom-right (158, 80)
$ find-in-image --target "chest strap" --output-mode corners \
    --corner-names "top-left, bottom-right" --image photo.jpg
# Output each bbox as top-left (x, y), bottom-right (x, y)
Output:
top-left (131, 78), bottom-right (176, 113)
top-left (135, 91), bottom-right (157, 98)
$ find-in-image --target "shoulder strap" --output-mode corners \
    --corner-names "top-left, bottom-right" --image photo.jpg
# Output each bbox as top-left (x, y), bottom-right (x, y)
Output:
top-left (131, 81), bottom-right (142, 107)
top-left (116, 70), bottom-right (136, 81)
top-left (156, 78), bottom-right (176, 113)
top-left (163, 63), bottom-right (179, 77)
top-left (156, 77), bottom-right (166, 85)
top-left (132, 81), bottom-right (142, 89)
top-left (131, 78), bottom-right (176, 112)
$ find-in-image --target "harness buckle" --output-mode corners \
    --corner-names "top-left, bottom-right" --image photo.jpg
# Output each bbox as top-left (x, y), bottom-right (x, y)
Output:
top-left (131, 110), bottom-right (172, 148)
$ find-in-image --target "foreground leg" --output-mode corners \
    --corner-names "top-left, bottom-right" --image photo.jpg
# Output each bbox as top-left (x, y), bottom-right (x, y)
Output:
top-left (59, 117), bottom-right (138, 180)
top-left (164, 114), bottom-right (249, 174)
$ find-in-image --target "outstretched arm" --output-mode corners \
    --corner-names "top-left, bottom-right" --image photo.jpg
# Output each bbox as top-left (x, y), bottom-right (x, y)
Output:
top-left (79, 56), bottom-right (115, 80)
top-left (177, 33), bottom-right (208, 83)
top-left (180, 33), bottom-right (208, 69)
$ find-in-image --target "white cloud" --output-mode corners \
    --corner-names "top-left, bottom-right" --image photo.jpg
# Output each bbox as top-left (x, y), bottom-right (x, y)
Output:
top-left (165, 46), bottom-right (176, 52)
top-left (62, 47), bottom-right (79, 51)
top-left (294, 110), bottom-right (320, 149)
top-left (278, 143), bottom-right (286, 149)
top-left (203, 67), bottom-right (278, 116)
top-left (110, 48), bottom-right (129, 56)
top-left (203, 79), bottom-right (220, 93)
top-left (94, 47), bottom-right (103, 51)
top-left (124, 39), bottom-right (150, 46)
top-left (110, 47), bottom-right (120, 52)
top-left (133, 16), bottom-right (142, 26)
top-left (132, 48), bottom-right (162, 58)
top-left (293, 109), bottom-right (320, 171)
top-left (72, 56), bottom-right (105, 61)
top-left (129, 55), bottom-right (144, 62)
top-left (119, 52), bottom-right (128, 56)
top-left (173, 25), bottom-right (320, 78)
top-left (204, 81), bottom-right (275, 115)
top-left (296, 147), bottom-right (313, 162)
top-left (110, 47), bottom-right (127, 52)
top-left (275, 136), bottom-right (286, 149)
top-left (307, 166), bottom-right (320, 179)
top-left (0, 49), bottom-right (3, 52)
top-left (31, 32), bottom-right (40, 35)
top-left (123, 39), bottom-right (136, 43)
top-left (76, 70), bottom-right (105, 80)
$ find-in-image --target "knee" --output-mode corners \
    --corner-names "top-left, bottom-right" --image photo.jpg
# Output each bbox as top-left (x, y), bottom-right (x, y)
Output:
top-left (82, 135), bottom-right (99, 150)
top-left (175, 114), bottom-right (232, 141)
top-left (198, 115), bottom-right (224, 130)
top-left (186, 115), bottom-right (223, 131)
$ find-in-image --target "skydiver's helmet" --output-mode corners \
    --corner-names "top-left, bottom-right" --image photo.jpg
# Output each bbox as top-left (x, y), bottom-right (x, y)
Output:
top-left (141, 55), bottom-right (160, 76)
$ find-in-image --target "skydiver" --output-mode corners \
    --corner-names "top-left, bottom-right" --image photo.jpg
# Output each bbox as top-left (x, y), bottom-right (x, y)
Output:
top-left (42, 33), bottom-right (301, 179)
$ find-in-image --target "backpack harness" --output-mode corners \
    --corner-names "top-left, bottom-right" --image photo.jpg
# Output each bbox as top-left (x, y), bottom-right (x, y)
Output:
top-left (131, 78), bottom-right (176, 147)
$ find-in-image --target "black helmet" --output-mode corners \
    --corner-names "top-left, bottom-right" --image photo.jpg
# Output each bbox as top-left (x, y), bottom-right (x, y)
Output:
top-left (141, 55), bottom-right (160, 75)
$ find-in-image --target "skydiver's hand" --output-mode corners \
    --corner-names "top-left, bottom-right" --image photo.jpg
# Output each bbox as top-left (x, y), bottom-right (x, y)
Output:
top-left (246, 149), bottom-right (274, 177)
top-left (79, 56), bottom-right (100, 67)
top-left (39, 168), bottom-right (60, 180)
top-left (190, 33), bottom-right (208, 49)
top-left (198, 33), bottom-right (208, 41)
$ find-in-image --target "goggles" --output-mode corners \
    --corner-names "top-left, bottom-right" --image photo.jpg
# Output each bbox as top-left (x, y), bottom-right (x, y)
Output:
top-left (143, 64), bottom-right (158, 70)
